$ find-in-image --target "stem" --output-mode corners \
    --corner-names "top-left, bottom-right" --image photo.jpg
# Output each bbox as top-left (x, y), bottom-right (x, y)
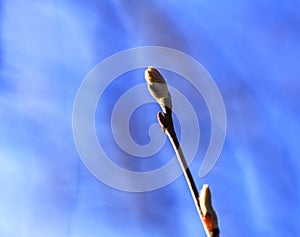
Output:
top-left (158, 109), bottom-right (219, 237)
top-left (160, 110), bottom-right (202, 218)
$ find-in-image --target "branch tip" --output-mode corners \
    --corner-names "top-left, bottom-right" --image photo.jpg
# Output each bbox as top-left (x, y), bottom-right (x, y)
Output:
top-left (144, 67), bottom-right (220, 237)
top-left (144, 66), bottom-right (172, 114)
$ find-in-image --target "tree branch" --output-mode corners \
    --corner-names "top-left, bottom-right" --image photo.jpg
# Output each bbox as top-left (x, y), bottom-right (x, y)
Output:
top-left (145, 66), bottom-right (219, 237)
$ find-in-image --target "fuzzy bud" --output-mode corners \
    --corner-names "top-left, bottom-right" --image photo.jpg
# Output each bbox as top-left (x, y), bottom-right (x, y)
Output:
top-left (199, 184), bottom-right (219, 235)
top-left (144, 66), bottom-right (172, 114)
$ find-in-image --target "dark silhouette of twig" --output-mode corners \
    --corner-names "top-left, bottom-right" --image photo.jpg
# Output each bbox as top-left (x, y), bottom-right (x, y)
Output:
top-left (145, 66), bottom-right (219, 237)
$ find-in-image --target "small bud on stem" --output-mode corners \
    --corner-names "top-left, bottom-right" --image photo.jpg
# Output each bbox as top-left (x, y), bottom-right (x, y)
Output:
top-left (199, 185), bottom-right (219, 236)
top-left (144, 66), bottom-right (172, 115)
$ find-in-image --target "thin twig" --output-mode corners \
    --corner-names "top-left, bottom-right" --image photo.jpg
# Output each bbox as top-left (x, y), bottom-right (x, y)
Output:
top-left (157, 109), bottom-right (203, 219)
top-left (145, 66), bottom-right (220, 237)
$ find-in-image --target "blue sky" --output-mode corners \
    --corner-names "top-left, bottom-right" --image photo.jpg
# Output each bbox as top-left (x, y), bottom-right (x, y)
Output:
top-left (1, 0), bottom-right (299, 236)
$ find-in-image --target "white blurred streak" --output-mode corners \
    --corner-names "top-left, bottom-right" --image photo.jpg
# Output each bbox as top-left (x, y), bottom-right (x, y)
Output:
top-left (0, 149), bottom-right (31, 237)
top-left (0, 1), bottom-right (100, 237)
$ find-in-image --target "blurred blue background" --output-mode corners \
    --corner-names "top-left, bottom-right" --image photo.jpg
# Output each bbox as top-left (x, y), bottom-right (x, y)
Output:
top-left (1, 0), bottom-right (300, 236)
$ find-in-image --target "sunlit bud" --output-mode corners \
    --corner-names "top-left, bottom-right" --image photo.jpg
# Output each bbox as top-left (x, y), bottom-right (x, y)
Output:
top-left (144, 66), bottom-right (172, 113)
top-left (199, 184), bottom-right (219, 234)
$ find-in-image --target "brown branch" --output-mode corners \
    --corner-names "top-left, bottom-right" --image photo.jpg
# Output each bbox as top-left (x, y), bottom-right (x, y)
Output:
top-left (145, 66), bottom-right (220, 237)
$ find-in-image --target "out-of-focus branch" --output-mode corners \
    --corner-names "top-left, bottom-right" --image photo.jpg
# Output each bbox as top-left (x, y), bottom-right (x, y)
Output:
top-left (145, 66), bottom-right (219, 237)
